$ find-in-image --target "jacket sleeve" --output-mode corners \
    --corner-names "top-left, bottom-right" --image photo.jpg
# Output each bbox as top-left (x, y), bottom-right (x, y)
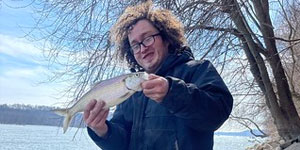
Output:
top-left (160, 60), bottom-right (233, 131)
top-left (87, 101), bottom-right (132, 150)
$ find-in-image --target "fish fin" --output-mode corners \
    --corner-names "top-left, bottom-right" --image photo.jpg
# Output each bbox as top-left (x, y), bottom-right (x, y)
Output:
top-left (91, 80), bottom-right (102, 88)
top-left (63, 114), bottom-right (73, 133)
top-left (53, 108), bottom-right (73, 133)
top-left (53, 108), bottom-right (67, 116)
top-left (119, 91), bottom-right (132, 100)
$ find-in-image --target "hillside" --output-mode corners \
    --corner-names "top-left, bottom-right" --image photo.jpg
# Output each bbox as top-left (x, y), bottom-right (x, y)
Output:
top-left (0, 104), bottom-right (263, 137)
top-left (0, 104), bottom-right (83, 127)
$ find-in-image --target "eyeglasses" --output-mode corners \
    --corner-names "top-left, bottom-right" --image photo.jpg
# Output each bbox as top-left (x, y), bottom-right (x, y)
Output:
top-left (130, 33), bottom-right (160, 54)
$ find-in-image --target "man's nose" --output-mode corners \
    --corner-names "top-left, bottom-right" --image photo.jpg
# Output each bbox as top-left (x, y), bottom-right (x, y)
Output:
top-left (140, 44), bottom-right (148, 53)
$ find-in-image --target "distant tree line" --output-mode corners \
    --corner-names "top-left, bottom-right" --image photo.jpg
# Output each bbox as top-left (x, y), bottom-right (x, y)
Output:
top-left (0, 104), bottom-right (84, 128)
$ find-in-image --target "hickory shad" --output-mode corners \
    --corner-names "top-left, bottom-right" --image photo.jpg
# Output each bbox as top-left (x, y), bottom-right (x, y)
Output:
top-left (54, 72), bottom-right (149, 133)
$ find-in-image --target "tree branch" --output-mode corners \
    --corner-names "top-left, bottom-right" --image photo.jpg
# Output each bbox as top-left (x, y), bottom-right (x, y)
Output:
top-left (231, 115), bottom-right (268, 138)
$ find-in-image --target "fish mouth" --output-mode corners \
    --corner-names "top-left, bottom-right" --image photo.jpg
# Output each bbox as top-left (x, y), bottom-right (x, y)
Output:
top-left (141, 72), bottom-right (149, 80)
top-left (136, 72), bottom-right (149, 80)
top-left (124, 72), bottom-right (149, 91)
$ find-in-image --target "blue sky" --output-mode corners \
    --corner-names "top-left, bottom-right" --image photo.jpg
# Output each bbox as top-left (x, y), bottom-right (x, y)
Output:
top-left (0, 1), bottom-right (67, 106)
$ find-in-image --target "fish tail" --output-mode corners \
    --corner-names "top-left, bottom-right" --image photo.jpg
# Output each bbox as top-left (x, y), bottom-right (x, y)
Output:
top-left (53, 108), bottom-right (73, 133)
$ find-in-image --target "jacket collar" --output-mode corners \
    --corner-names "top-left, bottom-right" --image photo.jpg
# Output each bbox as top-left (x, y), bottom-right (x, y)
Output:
top-left (155, 46), bottom-right (194, 75)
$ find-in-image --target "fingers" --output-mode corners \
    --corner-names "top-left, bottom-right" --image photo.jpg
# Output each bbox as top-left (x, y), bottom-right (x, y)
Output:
top-left (98, 109), bottom-right (109, 126)
top-left (83, 100), bottom-right (109, 137)
top-left (143, 93), bottom-right (162, 101)
top-left (148, 74), bottom-right (159, 80)
top-left (84, 100), bottom-right (106, 124)
top-left (142, 80), bottom-right (156, 89)
top-left (143, 87), bottom-right (165, 101)
top-left (143, 87), bottom-right (163, 95)
top-left (89, 108), bottom-right (109, 127)
top-left (141, 74), bottom-right (161, 89)
top-left (141, 74), bottom-right (169, 102)
top-left (84, 99), bottom-right (97, 121)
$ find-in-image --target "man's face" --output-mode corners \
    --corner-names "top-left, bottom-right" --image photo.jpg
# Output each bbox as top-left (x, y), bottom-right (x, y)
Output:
top-left (128, 19), bottom-right (169, 73)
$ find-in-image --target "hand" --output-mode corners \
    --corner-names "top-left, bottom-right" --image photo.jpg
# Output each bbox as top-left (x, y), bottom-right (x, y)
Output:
top-left (141, 74), bottom-right (169, 103)
top-left (84, 99), bottom-right (109, 137)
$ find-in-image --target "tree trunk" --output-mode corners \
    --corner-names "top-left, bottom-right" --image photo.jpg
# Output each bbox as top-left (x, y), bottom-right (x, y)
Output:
top-left (251, 0), bottom-right (300, 139)
top-left (221, 0), bottom-right (300, 140)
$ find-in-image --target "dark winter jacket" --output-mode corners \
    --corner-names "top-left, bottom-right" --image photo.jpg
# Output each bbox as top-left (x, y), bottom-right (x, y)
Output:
top-left (88, 47), bottom-right (233, 150)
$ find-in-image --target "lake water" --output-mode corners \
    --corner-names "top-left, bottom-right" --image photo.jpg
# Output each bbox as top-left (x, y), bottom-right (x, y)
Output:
top-left (0, 124), bottom-right (256, 150)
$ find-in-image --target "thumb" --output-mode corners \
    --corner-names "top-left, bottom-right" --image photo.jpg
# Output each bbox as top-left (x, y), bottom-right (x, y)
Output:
top-left (148, 74), bottom-right (159, 80)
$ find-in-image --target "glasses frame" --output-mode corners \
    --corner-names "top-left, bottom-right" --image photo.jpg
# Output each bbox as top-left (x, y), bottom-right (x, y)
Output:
top-left (130, 33), bottom-right (160, 54)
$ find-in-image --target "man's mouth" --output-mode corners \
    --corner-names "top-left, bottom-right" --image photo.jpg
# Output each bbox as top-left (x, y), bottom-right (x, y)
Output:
top-left (142, 52), bottom-right (154, 60)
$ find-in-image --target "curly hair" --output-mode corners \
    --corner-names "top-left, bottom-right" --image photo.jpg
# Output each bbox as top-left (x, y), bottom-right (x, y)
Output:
top-left (110, 1), bottom-right (187, 71)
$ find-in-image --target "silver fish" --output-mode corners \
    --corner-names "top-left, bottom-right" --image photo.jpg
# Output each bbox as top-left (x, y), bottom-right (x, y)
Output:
top-left (53, 72), bottom-right (149, 133)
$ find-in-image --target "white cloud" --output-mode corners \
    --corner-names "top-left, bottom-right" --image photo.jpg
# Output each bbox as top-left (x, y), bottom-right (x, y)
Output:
top-left (2, 66), bottom-right (46, 80)
top-left (0, 34), bottom-right (37, 54)
top-left (0, 34), bottom-right (43, 64)
top-left (0, 74), bottom-right (66, 106)
top-left (4, 67), bottom-right (36, 79)
top-left (0, 64), bottom-right (69, 107)
top-left (0, 34), bottom-right (69, 106)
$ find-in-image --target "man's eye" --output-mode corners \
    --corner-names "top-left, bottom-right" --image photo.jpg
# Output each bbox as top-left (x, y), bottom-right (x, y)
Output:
top-left (132, 44), bottom-right (139, 50)
top-left (144, 37), bottom-right (152, 43)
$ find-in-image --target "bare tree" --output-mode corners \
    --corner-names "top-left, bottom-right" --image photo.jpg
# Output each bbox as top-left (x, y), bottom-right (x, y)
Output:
top-left (277, 0), bottom-right (300, 104)
top-left (25, 0), bottom-right (300, 140)
top-left (218, 0), bottom-right (300, 140)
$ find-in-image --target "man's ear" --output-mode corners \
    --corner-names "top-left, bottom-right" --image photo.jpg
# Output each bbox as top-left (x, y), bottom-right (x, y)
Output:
top-left (165, 40), bottom-right (170, 51)
top-left (166, 40), bottom-right (176, 54)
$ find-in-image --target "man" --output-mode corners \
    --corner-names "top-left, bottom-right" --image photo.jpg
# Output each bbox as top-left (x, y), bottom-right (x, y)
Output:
top-left (84, 1), bottom-right (233, 150)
